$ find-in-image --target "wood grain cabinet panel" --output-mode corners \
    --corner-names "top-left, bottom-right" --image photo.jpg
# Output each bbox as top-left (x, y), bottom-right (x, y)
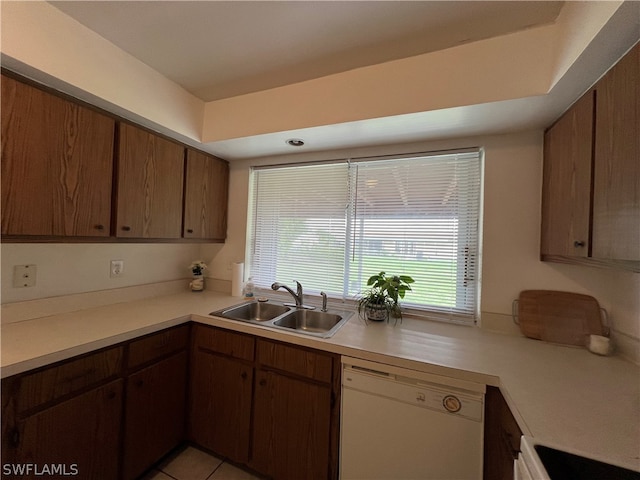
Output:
top-left (593, 43), bottom-right (640, 261)
top-left (541, 92), bottom-right (594, 257)
top-left (192, 324), bottom-right (255, 361)
top-left (116, 123), bottom-right (185, 239)
top-left (251, 369), bottom-right (332, 480)
top-left (256, 338), bottom-right (333, 383)
top-left (1, 74), bottom-right (115, 237)
top-left (483, 386), bottom-right (522, 480)
top-left (127, 324), bottom-right (190, 369)
top-left (13, 346), bottom-right (123, 413)
top-left (123, 351), bottom-right (188, 480)
top-left (4, 379), bottom-right (123, 480)
top-left (183, 149), bottom-right (229, 240)
top-left (541, 44), bottom-right (639, 271)
top-left (188, 350), bottom-right (253, 464)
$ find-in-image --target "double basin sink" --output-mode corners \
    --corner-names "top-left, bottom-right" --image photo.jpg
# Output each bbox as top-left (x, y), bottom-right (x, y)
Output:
top-left (210, 300), bottom-right (353, 338)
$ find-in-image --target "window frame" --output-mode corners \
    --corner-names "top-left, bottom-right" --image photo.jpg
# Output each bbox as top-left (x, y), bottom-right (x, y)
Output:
top-left (245, 148), bottom-right (483, 325)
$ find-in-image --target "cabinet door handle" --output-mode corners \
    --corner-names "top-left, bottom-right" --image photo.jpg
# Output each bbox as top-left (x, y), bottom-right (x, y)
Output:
top-left (121, 225), bottom-right (131, 232)
top-left (574, 240), bottom-right (586, 247)
top-left (136, 379), bottom-right (144, 388)
top-left (187, 229), bottom-right (194, 234)
top-left (94, 224), bottom-right (105, 231)
top-left (107, 390), bottom-right (117, 400)
top-left (241, 371), bottom-right (247, 380)
top-left (259, 379), bottom-right (267, 387)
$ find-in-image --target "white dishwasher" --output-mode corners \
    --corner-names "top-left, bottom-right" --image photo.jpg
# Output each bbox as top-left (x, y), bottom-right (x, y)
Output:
top-left (340, 357), bottom-right (485, 480)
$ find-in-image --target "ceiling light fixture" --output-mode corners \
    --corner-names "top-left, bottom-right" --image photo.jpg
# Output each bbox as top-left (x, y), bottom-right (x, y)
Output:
top-left (286, 138), bottom-right (305, 147)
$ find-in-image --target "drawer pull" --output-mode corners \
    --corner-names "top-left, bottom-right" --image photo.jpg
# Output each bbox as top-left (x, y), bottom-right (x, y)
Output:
top-left (61, 367), bottom-right (97, 385)
top-left (121, 225), bottom-right (131, 232)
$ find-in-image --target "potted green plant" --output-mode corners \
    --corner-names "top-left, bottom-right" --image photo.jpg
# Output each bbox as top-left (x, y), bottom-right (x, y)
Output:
top-left (357, 271), bottom-right (415, 323)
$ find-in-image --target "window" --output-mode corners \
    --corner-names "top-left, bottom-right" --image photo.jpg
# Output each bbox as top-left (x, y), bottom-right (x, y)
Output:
top-left (247, 149), bottom-right (482, 324)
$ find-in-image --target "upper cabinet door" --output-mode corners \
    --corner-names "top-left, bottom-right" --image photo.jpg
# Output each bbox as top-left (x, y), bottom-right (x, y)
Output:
top-left (541, 91), bottom-right (594, 257)
top-left (183, 149), bottom-right (229, 240)
top-left (592, 43), bottom-right (640, 261)
top-left (1, 75), bottom-right (115, 237)
top-left (116, 123), bottom-right (185, 238)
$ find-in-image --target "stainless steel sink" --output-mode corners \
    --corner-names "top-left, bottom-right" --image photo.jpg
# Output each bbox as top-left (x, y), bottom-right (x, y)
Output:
top-left (210, 300), bottom-right (353, 338)
top-left (273, 310), bottom-right (344, 335)
top-left (211, 301), bottom-right (290, 322)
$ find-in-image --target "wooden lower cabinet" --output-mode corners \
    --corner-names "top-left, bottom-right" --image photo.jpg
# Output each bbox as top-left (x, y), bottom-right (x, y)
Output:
top-left (251, 369), bottom-right (332, 480)
top-left (483, 386), bottom-right (522, 480)
top-left (4, 379), bottom-right (123, 479)
top-left (189, 325), bottom-right (340, 480)
top-left (1, 326), bottom-right (190, 480)
top-left (122, 351), bottom-right (188, 480)
top-left (189, 350), bottom-right (253, 463)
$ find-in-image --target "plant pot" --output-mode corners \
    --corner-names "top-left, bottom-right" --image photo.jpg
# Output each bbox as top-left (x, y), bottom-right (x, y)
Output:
top-left (365, 304), bottom-right (388, 322)
top-left (190, 274), bottom-right (205, 292)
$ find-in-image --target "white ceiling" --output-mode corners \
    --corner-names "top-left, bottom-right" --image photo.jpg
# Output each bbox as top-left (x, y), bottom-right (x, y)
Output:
top-left (41, 1), bottom-right (639, 160)
top-left (51, 1), bottom-right (563, 102)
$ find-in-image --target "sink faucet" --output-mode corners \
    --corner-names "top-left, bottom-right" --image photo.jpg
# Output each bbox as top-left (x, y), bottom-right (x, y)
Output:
top-left (271, 281), bottom-right (315, 309)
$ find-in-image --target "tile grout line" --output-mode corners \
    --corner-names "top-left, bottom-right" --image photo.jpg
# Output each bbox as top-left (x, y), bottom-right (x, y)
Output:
top-left (205, 460), bottom-right (225, 480)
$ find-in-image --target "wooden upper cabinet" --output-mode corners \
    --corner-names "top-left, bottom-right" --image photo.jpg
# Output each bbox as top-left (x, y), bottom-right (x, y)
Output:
top-left (116, 123), bottom-right (185, 238)
top-left (541, 44), bottom-right (639, 271)
top-left (1, 74), bottom-right (115, 237)
top-left (183, 149), bottom-right (229, 240)
top-left (592, 43), bottom-right (640, 262)
top-left (541, 91), bottom-right (594, 257)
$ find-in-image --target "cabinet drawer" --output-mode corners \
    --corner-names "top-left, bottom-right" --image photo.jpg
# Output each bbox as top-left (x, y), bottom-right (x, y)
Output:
top-left (9, 346), bottom-right (123, 414)
top-left (128, 325), bottom-right (189, 369)
top-left (192, 324), bottom-right (254, 361)
top-left (256, 339), bottom-right (333, 383)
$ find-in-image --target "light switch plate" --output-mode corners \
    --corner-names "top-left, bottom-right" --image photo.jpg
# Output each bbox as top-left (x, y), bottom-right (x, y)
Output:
top-left (13, 264), bottom-right (37, 288)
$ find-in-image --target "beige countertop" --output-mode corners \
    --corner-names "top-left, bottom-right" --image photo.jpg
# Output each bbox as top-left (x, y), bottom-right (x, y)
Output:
top-left (2, 289), bottom-right (639, 471)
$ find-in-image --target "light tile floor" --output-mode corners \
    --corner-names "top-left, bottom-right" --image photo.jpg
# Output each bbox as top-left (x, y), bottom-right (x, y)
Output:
top-left (142, 446), bottom-right (262, 480)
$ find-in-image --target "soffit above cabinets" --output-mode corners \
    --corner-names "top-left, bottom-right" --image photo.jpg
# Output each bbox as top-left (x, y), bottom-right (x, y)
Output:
top-left (50, 1), bottom-right (563, 102)
top-left (6, 1), bottom-right (635, 160)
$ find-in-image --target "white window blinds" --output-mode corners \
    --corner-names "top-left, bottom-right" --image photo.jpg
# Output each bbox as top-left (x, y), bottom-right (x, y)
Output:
top-left (247, 149), bottom-right (482, 324)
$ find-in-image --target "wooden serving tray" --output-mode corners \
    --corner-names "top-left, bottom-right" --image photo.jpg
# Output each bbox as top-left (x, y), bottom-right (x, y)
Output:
top-left (515, 290), bottom-right (605, 346)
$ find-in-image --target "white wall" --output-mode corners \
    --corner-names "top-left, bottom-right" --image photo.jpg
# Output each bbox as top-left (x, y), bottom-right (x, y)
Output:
top-left (206, 130), bottom-right (640, 361)
top-left (1, 243), bottom-right (200, 303)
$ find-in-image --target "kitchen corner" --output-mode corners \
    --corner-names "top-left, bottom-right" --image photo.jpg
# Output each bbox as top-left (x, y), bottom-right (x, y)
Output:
top-left (2, 285), bottom-right (639, 473)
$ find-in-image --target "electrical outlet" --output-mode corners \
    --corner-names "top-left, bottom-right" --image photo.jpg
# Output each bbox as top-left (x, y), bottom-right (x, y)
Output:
top-left (110, 260), bottom-right (124, 278)
top-left (13, 264), bottom-right (37, 288)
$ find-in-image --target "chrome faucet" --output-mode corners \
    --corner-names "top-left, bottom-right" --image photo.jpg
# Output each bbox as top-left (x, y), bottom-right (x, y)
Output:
top-left (271, 281), bottom-right (315, 309)
top-left (320, 291), bottom-right (328, 312)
